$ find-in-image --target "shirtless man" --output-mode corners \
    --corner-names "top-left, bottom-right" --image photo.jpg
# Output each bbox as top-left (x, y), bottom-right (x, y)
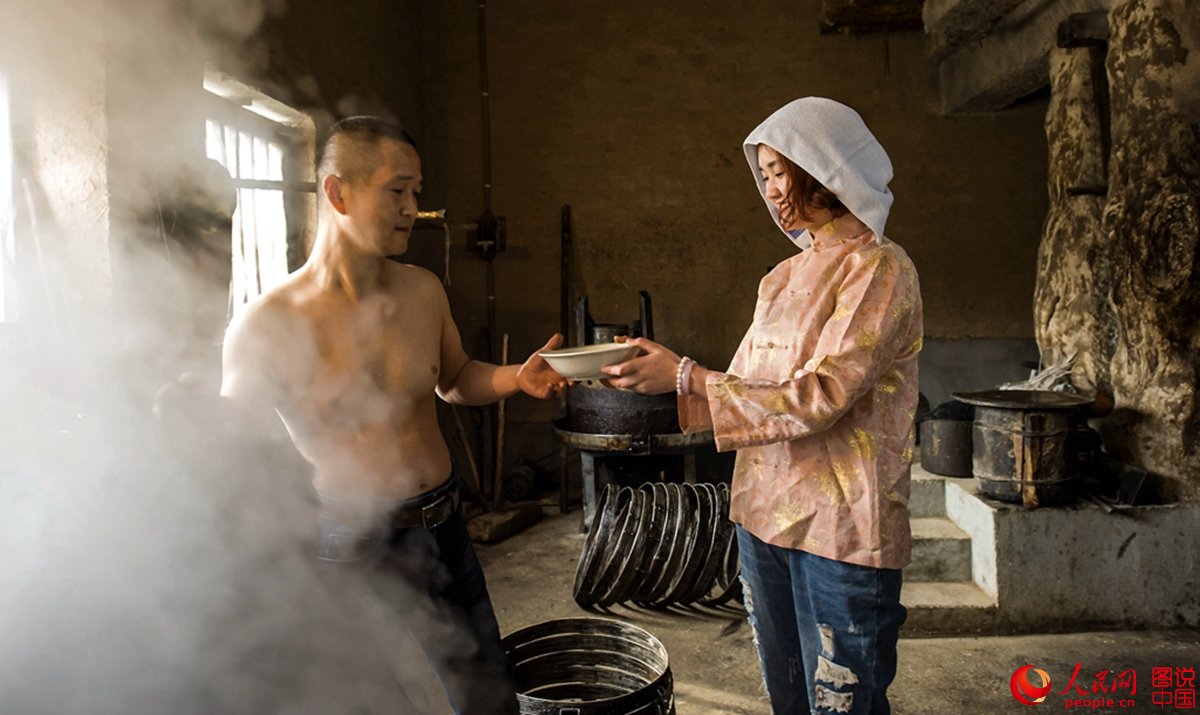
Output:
top-left (220, 116), bottom-right (564, 715)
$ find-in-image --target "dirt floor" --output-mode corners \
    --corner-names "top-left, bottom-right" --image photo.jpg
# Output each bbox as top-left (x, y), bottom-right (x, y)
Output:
top-left (476, 502), bottom-right (1200, 715)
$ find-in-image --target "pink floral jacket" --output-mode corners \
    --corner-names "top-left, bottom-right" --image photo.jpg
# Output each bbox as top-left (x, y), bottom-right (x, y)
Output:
top-left (681, 216), bottom-right (923, 569)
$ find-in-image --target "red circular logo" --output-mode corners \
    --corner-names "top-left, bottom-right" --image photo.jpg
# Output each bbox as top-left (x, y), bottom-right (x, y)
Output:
top-left (1011, 665), bottom-right (1052, 706)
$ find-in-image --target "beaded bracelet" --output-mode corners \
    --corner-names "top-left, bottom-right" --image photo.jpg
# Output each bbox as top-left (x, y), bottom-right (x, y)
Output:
top-left (676, 356), bottom-right (695, 396)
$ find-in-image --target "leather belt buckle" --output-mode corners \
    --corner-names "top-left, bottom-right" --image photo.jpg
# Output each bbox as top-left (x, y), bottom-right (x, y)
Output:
top-left (415, 487), bottom-right (460, 529)
top-left (420, 500), bottom-right (441, 529)
top-left (386, 485), bottom-right (461, 530)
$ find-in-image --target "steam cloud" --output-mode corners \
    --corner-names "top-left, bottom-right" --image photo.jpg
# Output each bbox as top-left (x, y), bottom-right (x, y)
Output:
top-left (0, 1), bottom-right (451, 712)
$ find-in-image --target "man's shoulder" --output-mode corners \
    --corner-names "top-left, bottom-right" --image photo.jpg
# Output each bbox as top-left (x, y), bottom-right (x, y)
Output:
top-left (236, 286), bottom-right (302, 328)
top-left (226, 280), bottom-right (316, 352)
top-left (387, 260), bottom-right (441, 287)
top-left (385, 261), bottom-right (448, 302)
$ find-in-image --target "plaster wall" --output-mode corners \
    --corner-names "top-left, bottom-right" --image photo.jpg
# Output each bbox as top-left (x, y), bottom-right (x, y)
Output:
top-left (256, 0), bottom-right (424, 138)
top-left (919, 337), bottom-right (1040, 408)
top-left (0, 0), bottom-right (111, 390)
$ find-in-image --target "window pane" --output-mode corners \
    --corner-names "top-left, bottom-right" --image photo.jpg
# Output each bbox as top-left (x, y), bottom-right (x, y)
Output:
top-left (237, 131), bottom-right (253, 182)
top-left (203, 82), bottom-right (308, 315)
top-left (205, 119), bottom-right (225, 171)
top-left (235, 186), bottom-right (258, 303)
top-left (254, 187), bottom-right (288, 289)
top-left (223, 126), bottom-right (238, 179)
top-left (267, 142), bottom-right (283, 182)
top-left (252, 135), bottom-right (269, 181)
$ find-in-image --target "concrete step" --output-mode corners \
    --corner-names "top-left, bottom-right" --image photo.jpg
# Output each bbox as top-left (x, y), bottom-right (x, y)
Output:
top-left (901, 580), bottom-right (999, 636)
top-left (905, 517), bottom-right (972, 582)
top-left (909, 469), bottom-right (947, 517)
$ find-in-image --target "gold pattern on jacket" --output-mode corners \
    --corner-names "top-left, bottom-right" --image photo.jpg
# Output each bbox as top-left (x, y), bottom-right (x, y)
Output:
top-left (678, 215), bottom-right (923, 569)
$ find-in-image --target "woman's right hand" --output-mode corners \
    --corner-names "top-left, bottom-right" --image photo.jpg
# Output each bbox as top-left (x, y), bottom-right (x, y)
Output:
top-left (600, 336), bottom-right (682, 395)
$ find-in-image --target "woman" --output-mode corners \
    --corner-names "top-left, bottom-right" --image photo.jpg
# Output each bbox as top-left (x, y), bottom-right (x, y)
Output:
top-left (602, 97), bottom-right (923, 715)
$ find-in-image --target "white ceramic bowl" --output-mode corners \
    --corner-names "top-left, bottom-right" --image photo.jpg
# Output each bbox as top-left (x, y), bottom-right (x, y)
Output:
top-left (538, 343), bottom-right (638, 380)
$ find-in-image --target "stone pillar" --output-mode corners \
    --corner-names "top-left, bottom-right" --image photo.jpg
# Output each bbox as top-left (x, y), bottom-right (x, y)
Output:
top-left (1036, 43), bottom-right (1111, 395)
top-left (1037, 0), bottom-right (1200, 500)
top-left (1100, 0), bottom-right (1200, 501)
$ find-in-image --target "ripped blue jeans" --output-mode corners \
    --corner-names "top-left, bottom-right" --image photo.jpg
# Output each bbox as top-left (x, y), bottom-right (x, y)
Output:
top-left (736, 527), bottom-right (906, 715)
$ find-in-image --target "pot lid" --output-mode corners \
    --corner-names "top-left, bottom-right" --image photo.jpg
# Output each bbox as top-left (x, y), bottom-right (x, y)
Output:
top-left (951, 389), bottom-right (1093, 409)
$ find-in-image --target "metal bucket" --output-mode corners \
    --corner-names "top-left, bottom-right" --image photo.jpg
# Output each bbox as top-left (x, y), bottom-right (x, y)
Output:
top-left (591, 323), bottom-right (630, 344)
top-left (502, 617), bottom-right (675, 714)
top-left (954, 390), bottom-right (1091, 508)
top-left (919, 419), bottom-right (973, 477)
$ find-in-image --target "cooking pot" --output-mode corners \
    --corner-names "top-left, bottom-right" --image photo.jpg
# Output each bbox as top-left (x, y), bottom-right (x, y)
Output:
top-left (567, 382), bottom-right (679, 436)
top-left (591, 323), bottom-right (629, 344)
top-left (569, 290), bottom-right (678, 436)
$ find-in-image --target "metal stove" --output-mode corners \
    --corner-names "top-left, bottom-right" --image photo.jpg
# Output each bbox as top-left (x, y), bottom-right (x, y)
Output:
top-left (556, 421), bottom-right (713, 532)
top-left (557, 290), bottom-right (714, 531)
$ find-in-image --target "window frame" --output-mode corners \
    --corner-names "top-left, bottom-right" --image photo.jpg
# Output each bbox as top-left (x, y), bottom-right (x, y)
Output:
top-left (201, 71), bottom-right (315, 312)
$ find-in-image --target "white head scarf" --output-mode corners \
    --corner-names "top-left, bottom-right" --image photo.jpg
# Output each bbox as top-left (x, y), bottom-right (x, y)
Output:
top-left (743, 97), bottom-right (893, 251)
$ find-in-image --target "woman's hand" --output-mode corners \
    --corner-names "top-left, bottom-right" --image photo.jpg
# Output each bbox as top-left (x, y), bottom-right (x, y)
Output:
top-left (600, 336), bottom-right (681, 395)
top-left (516, 333), bottom-right (569, 398)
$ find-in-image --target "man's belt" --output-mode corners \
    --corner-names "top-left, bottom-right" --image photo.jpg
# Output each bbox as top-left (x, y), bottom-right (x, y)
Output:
top-left (390, 485), bottom-right (460, 530)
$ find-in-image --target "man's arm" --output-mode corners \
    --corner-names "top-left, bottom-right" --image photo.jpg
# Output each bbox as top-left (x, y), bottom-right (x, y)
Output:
top-left (432, 283), bottom-right (565, 405)
top-left (219, 302), bottom-right (298, 442)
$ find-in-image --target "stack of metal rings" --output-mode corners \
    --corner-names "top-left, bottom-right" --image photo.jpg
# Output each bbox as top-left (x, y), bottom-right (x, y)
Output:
top-left (573, 481), bottom-right (741, 609)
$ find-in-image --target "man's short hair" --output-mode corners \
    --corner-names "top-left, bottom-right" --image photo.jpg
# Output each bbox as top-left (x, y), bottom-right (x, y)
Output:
top-left (317, 116), bottom-right (417, 187)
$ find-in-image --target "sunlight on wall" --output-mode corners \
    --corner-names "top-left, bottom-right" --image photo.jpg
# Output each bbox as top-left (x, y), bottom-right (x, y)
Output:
top-left (0, 74), bottom-right (16, 322)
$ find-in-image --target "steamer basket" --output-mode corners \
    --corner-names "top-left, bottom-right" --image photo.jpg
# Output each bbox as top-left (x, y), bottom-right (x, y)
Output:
top-left (502, 617), bottom-right (675, 715)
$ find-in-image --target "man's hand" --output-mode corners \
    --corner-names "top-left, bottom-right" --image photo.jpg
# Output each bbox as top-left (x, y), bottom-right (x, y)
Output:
top-left (600, 336), bottom-right (682, 395)
top-left (515, 333), bottom-right (569, 398)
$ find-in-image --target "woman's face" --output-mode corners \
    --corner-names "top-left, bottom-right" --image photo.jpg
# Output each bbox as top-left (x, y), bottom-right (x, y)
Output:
top-left (757, 144), bottom-right (830, 232)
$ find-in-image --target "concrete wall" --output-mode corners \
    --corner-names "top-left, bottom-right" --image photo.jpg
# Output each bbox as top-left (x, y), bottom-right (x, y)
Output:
top-left (0, 0), bottom-right (112, 395)
top-left (946, 479), bottom-right (1200, 631)
top-left (256, 0), bottom-right (424, 139)
top-left (920, 337), bottom-right (1040, 408)
top-left (410, 0), bottom-right (1050, 466)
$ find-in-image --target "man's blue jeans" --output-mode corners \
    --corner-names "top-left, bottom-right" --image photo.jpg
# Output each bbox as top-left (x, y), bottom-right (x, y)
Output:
top-left (736, 526), bottom-right (906, 715)
top-left (317, 479), bottom-right (519, 715)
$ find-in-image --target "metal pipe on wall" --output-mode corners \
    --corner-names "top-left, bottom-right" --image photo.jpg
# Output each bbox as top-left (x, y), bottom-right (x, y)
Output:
top-left (477, 0), bottom-right (498, 501)
top-left (478, 0), bottom-right (492, 215)
top-left (561, 205), bottom-right (572, 344)
top-left (476, 0), bottom-right (498, 365)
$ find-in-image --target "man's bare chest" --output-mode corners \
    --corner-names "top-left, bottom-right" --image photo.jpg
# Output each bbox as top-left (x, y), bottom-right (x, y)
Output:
top-left (292, 297), bottom-right (442, 410)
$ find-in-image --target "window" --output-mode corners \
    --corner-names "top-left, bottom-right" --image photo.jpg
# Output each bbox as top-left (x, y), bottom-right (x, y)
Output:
top-left (202, 71), bottom-right (314, 314)
top-left (0, 73), bottom-right (15, 322)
